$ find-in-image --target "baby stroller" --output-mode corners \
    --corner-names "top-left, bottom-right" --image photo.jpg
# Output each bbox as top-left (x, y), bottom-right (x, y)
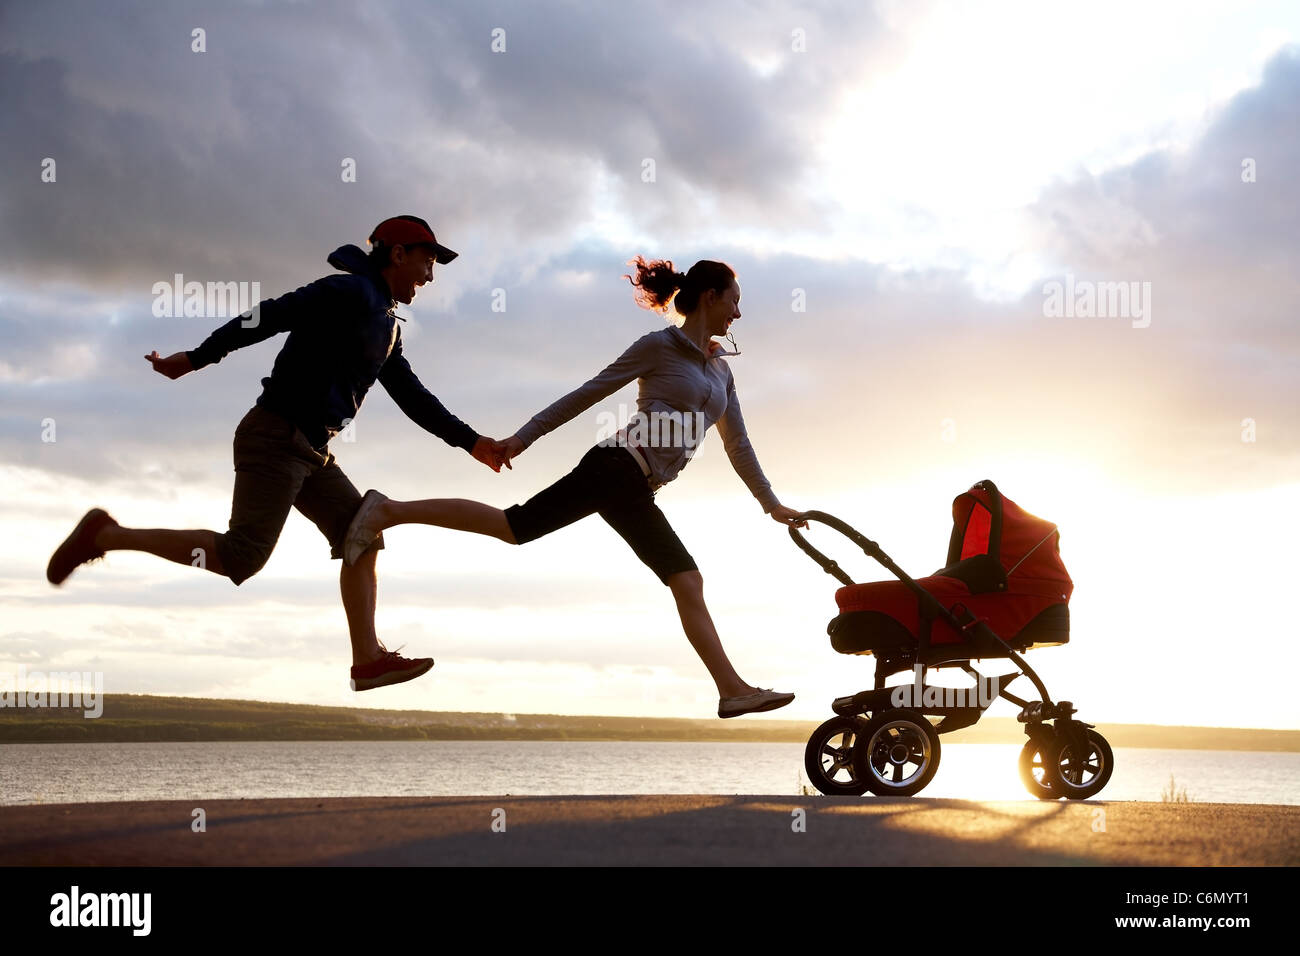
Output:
top-left (790, 480), bottom-right (1112, 799)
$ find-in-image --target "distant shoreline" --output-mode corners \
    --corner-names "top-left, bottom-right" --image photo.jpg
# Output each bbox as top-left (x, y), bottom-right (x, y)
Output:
top-left (1, 694), bottom-right (1296, 752)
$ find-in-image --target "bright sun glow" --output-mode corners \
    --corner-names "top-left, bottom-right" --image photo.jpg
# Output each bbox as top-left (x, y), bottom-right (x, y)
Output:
top-left (813, 0), bottom-right (1300, 288)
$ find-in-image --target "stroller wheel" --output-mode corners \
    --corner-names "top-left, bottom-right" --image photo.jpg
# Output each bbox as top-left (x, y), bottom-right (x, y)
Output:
top-left (804, 716), bottom-right (871, 795)
top-left (1041, 729), bottom-right (1114, 800)
top-left (1018, 736), bottom-right (1059, 800)
top-left (853, 709), bottom-right (941, 797)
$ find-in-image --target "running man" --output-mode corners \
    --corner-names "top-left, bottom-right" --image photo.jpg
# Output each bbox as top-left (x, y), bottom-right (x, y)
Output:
top-left (47, 215), bottom-right (505, 691)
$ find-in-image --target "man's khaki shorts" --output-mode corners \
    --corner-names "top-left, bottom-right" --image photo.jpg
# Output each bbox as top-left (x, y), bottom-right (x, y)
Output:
top-left (215, 404), bottom-right (384, 585)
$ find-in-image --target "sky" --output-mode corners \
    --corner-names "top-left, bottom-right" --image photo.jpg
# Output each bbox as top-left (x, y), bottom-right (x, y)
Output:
top-left (1, 0), bottom-right (1297, 729)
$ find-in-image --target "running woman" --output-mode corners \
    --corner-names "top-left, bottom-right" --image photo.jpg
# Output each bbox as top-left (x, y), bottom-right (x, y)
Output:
top-left (342, 257), bottom-right (805, 717)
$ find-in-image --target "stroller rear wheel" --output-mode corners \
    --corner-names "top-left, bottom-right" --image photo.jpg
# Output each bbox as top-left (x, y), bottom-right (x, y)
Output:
top-left (853, 709), bottom-right (941, 797)
top-left (1041, 728), bottom-right (1114, 800)
top-left (804, 716), bottom-right (871, 795)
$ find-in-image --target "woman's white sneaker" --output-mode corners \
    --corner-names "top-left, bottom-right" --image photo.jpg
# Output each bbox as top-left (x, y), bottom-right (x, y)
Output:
top-left (343, 489), bottom-right (388, 566)
top-left (718, 688), bottom-right (795, 718)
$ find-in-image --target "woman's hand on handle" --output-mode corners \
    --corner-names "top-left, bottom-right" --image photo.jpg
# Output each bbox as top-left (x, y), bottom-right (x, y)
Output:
top-left (769, 504), bottom-right (809, 529)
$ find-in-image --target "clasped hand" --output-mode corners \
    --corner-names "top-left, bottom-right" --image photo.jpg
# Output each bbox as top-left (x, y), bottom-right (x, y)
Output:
top-left (471, 435), bottom-right (524, 473)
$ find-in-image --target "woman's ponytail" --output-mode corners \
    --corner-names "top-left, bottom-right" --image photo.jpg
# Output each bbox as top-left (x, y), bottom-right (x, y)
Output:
top-left (625, 256), bottom-right (735, 315)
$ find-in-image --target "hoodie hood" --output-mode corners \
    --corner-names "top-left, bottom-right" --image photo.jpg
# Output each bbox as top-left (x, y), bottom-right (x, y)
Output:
top-left (328, 244), bottom-right (395, 306)
top-left (327, 243), bottom-right (371, 274)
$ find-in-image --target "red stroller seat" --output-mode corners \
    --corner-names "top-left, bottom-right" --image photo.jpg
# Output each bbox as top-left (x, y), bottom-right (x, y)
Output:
top-left (830, 483), bottom-right (1072, 659)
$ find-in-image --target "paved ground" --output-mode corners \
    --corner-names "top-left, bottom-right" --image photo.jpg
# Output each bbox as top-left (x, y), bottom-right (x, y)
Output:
top-left (0, 796), bottom-right (1294, 866)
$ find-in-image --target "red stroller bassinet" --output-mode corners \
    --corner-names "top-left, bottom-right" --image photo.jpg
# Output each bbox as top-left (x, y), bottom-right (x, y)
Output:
top-left (830, 480), bottom-right (1073, 663)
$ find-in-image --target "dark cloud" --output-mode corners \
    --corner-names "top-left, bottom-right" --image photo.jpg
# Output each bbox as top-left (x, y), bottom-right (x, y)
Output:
top-left (1028, 47), bottom-right (1300, 336)
top-left (0, 0), bottom-right (892, 288)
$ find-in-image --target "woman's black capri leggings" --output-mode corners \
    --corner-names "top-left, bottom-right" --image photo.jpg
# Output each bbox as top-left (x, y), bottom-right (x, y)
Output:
top-left (503, 443), bottom-right (698, 585)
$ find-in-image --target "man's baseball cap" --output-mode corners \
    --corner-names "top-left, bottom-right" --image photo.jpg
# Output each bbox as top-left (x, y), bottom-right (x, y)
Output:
top-left (369, 215), bottom-right (458, 264)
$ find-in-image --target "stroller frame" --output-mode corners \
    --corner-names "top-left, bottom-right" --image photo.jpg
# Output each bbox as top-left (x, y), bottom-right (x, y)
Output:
top-left (790, 480), bottom-right (1112, 799)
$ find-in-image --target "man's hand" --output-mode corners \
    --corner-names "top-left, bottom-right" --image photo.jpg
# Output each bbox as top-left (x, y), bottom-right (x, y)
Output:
top-left (495, 435), bottom-right (525, 470)
top-left (471, 436), bottom-right (506, 473)
top-left (145, 350), bottom-right (193, 380)
top-left (769, 504), bottom-right (809, 529)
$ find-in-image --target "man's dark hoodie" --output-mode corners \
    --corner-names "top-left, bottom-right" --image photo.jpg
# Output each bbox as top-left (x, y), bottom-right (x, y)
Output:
top-left (186, 244), bottom-right (480, 452)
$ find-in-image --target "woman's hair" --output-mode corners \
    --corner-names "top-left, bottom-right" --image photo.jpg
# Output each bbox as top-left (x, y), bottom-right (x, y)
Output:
top-left (625, 256), bottom-right (735, 315)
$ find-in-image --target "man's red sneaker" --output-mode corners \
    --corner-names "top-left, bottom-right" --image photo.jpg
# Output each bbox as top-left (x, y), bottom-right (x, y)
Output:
top-left (47, 508), bottom-right (119, 586)
top-left (350, 647), bottom-right (434, 692)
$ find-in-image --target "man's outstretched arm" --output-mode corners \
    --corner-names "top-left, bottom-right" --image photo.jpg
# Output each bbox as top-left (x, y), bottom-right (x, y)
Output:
top-left (146, 301), bottom-right (290, 380)
top-left (179, 273), bottom-right (361, 372)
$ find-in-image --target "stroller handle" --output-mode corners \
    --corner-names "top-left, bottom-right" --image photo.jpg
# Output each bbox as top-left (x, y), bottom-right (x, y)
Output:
top-left (788, 510), bottom-right (889, 587)
top-left (790, 510), bottom-right (1056, 706)
top-left (789, 510), bottom-right (935, 600)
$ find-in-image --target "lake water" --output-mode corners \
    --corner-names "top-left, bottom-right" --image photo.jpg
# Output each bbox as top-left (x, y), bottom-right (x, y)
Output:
top-left (0, 742), bottom-right (1295, 805)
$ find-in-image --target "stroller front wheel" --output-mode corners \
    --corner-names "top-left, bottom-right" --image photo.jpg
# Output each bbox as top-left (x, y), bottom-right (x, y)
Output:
top-left (1041, 728), bottom-right (1114, 800)
top-left (1018, 735), bottom-right (1059, 800)
top-left (804, 716), bottom-right (871, 795)
top-left (853, 709), bottom-right (942, 797)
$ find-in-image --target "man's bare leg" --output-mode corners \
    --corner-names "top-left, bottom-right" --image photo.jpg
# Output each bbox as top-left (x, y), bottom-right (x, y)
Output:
top-left (339, 542), bottom-right (432, 691)
top-left (95, 526), bottom-right (227, 576)
top-left (340, 545), bottom-right (383, 667)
